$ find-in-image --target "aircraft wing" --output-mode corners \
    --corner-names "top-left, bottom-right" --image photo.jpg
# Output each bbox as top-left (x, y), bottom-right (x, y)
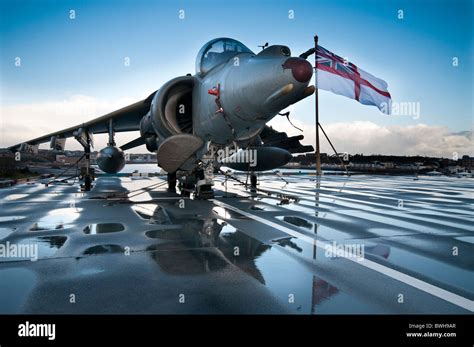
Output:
top-left (9, 91), bottom-right (157, 152)
top-left (260, 126), bottom-right (314, 154)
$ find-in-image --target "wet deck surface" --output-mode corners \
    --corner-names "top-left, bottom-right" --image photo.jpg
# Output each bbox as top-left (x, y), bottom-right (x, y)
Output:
top-left (0, 173), bottom-right (473, 314)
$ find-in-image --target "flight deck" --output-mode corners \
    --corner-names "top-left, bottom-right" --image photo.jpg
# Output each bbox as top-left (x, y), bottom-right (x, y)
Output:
top-left (0, 171), bottom-right (472, 314)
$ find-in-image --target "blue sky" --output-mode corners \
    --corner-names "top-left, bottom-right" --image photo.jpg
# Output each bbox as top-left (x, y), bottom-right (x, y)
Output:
top-left (0, 0), bottom-right (472, 155)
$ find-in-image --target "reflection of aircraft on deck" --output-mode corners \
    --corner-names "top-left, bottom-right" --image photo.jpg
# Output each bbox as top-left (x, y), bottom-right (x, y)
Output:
top-left (143, 204), bottom-right (270, 283)
top-left (10, 38), bottom-right (314, 198)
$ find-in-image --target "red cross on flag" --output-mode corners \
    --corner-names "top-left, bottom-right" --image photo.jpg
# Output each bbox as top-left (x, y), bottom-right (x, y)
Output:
top-left (316, 45), bottom-right (392, 114)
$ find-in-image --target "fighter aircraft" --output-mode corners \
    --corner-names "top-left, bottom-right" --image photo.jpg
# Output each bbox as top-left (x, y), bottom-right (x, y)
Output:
top-left (9, 38), bottom-right (315, 198)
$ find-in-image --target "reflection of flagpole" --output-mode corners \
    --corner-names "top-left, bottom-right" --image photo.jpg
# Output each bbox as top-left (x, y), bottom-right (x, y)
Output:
top-left (313, 36), bottom-right (320, 264)
top-left (311, 275), bottom-right (316, 314)
top-left (314, 35), bottom-right (322, 176)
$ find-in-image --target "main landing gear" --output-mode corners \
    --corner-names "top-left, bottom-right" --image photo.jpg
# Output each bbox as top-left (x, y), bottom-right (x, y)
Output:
top-left (167, 172), bottom-right (177, 192)
top-left (250, 172), bottom-right (258, 193)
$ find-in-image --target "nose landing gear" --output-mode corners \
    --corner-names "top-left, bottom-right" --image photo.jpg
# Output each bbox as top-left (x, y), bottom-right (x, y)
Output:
top-left (196, 169), bottom-right (214, 199)
top-left (172, 169), bottom-right (214, 200)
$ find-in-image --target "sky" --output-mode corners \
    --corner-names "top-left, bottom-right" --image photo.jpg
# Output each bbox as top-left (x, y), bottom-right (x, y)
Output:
top-left (0, 0), bottom-right (472, 157)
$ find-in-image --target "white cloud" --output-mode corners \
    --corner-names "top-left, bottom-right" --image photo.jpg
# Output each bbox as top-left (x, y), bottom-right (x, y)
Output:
top-left (1, 95), bottom-right (472, 157)
top-left (268, 117), bottom-right (473, 158)
top-left (0, 95), bottom-right (145, 152)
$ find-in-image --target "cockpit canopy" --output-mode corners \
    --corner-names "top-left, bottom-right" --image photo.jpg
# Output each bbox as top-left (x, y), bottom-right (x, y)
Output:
top-left (196, 38), bottom-right (254, 75)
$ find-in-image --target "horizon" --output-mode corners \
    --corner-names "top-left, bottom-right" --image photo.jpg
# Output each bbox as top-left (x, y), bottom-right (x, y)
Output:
top-left (2, 147), bottom-right (471, 160)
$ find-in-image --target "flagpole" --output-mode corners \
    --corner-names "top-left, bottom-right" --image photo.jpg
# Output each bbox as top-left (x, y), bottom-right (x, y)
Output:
top-left (314, 35), bottom-right (322, 176)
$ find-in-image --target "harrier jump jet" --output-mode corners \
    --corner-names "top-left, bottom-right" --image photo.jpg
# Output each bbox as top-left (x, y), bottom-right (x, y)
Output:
top-left (10, 38), bottom-right (314, 198)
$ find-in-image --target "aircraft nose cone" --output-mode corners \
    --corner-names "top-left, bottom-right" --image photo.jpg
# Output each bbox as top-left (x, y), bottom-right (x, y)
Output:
top-left (282, 58), bottom-right (313, 83)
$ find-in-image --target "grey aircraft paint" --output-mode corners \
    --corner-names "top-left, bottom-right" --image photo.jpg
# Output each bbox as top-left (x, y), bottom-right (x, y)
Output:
top-left (9, 38), bottom-right (315, 196)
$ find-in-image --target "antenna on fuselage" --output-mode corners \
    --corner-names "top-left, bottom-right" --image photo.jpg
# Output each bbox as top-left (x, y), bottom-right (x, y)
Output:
top-left (258, 42), bottom-right (269, 50)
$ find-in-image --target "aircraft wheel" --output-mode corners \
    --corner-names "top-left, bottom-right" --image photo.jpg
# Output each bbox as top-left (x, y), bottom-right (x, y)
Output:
top-left (250, 173), bottom-right (257, 192)
top-left (167, 172), bottom-right (177, 192)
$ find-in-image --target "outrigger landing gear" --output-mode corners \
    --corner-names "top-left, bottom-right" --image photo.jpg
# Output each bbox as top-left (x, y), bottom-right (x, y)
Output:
top-left (74, 128), bottom-right (93, 192)
top-left (83, 144), bottom-right (92, 192)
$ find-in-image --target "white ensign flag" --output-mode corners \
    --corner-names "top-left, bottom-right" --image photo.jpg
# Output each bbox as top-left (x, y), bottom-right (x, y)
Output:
top-left (316, 45), bottom-right (392, 114)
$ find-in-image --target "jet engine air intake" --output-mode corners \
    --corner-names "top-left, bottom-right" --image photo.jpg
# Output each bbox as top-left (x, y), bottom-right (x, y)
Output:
top-left (151, 76), bottom-right (195, 136)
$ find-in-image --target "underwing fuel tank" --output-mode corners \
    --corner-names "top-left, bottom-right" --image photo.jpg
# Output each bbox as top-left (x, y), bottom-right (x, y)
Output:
top-left (220, 146), bottom-right (292, 172)
top-left (96, 146), bottom-right (126, 174)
